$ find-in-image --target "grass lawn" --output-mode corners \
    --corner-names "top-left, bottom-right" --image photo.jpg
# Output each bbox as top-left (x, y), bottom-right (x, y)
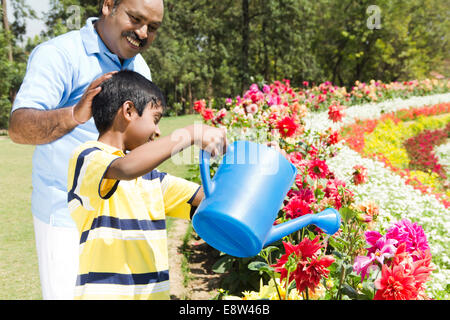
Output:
top-left (0, 113), bottom-right (201, 300)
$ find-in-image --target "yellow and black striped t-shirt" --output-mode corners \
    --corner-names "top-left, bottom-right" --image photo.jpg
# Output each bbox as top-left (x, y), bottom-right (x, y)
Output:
top-left (67, 141), bottom-right (200, 300)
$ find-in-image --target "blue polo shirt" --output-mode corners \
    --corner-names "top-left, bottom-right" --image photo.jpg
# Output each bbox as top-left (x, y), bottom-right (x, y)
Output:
top-left (12, 17), bottom-right (152, 227)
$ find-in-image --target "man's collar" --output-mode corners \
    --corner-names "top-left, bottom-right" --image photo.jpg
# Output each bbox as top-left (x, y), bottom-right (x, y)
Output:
top-left (80, 17), bottom-right (104, 55)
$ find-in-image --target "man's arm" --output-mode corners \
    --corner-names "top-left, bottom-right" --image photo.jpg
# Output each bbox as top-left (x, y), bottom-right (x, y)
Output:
top-left (8, 72), bottom-right (116, 145)
top-left (9, 107), bottom-right (79, 145)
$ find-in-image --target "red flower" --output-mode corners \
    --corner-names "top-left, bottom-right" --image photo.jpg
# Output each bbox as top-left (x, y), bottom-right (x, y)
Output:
top-left (307, 145), bottom-right (318, 158)
top-left (327, 130), bottom-right (340, 145)
top-left (272, 238), bottom-right (335, 293)
top-left (276, 116), bottom-right (299, 138)
top-left (308, 159), bottom-right (329, 180)
top-left (352, 164), bottom-right (368, 185)
top-left (374, 243), bottom-right (434, 300)
top-left (374, 264), bottom-right (418, 300)
top-left (194, 100), bottom-right (206, 113)
top-left (201, 108), bottom-right (215, 121)
top-left (288, 151), bottom-right (303, 167)
top-left (328, 103), bottom-right (345, 122)
top-left (283, 196), bottom-right (312, 219)
top-left (324, 178), bottom-right (347, 210)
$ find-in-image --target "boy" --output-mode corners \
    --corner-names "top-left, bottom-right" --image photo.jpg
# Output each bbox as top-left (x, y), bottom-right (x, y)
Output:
top-left (67, 70), bottom-right (227, 299)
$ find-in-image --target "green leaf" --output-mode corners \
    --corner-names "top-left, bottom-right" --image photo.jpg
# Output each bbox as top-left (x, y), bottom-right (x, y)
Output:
top-left (341, 284), bottom-right (358, 299)
top-left (248, 261), bottom-right (269, 271)
top-left (339, 206), bottom-right (356, 223)
top-left (212, 256), bottom-right (234, 274)
top-left (248, 261), bottom-right (275, 276)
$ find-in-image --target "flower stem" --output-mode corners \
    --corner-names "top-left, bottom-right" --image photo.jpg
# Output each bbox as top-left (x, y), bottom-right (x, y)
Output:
top-left (285, 271), bottom-right (291, 300)
top-left (271, 273), bottom-right (282, 300)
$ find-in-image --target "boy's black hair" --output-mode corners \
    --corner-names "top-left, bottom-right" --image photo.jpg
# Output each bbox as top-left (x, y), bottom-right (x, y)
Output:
top-left (92, 70), bottom-right (166, 133)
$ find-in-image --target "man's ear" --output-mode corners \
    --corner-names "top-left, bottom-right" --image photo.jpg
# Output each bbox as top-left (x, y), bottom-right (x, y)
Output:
top-left (101, 0), bottom-right (115, 16)
top-left (121, 101), bottom-right (137, 122)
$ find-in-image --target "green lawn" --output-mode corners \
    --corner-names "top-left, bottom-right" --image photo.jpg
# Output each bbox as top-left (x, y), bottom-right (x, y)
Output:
top-left (0, 113), bottom-right (201, 300)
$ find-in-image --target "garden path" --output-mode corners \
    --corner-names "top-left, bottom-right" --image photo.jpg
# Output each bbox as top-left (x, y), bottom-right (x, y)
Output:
top-left (168, 219), bottom-right (223, 300)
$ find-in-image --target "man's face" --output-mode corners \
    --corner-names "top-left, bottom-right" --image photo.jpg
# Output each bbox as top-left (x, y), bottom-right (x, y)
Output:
top-left (100, 0), bottom-right (164, 60)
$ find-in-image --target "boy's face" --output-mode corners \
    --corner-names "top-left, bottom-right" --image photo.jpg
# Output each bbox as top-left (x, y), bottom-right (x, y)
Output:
top-left (124, 103), bottom-right (163, 151)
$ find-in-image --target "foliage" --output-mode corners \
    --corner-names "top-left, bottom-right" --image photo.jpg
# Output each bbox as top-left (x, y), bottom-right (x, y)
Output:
top-left (0, 0), bottom-right (34, 128)
top-left (1, 0), bottom-right (449, 125)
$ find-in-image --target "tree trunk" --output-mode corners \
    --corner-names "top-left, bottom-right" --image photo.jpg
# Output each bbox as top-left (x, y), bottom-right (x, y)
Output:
top-left (1, 0), bottom-right (13, 62)
top-left (188, 82), bottom-right (193, 114)
top-left (241, 0), bottom-right (249, 93)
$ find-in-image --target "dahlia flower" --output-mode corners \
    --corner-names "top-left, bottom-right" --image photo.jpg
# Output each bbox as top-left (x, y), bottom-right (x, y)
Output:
top-left (308, 159), bottom-right (329, 180)
top-left (276, 116), bottom-right (299, 138)
top-left (283, 196), bottom-right (312, 219)
top-left (272, 238), bottom-right (335, 293)
top-left (385, 219), bottom-right (430, 261)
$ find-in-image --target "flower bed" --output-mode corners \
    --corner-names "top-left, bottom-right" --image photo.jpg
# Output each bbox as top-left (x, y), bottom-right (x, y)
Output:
top-left (340, 104), bottom-right (450, 207)
top-left (193, 80), bottom-right (450, 300)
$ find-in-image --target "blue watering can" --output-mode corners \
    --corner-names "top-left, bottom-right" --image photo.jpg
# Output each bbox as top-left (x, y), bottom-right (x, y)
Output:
top-left (192, 140), bottom-right (341, 258)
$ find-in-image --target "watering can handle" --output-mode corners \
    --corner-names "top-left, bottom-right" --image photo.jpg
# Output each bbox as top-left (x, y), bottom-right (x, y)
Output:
top-left (199, 149), bottom-right (213, 197)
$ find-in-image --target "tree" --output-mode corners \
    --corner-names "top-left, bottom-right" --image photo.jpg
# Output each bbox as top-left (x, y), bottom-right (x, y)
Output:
top-left (0, 0), bottom-right (35, 128)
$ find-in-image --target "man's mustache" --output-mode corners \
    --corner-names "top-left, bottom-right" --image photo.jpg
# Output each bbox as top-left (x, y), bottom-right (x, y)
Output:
top-left (122, 31), bottom-right (147, 47)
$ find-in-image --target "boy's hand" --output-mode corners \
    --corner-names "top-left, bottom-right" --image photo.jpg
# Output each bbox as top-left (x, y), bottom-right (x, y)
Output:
top-left (267, 141), bottom-right (289, 160)
top-left (72, 71), bottom-right (117, 124)
top-left (191, 124), bottom-right (228, 158)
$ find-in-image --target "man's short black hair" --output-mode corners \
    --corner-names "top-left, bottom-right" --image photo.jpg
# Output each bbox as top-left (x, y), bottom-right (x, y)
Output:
top-left (92, 70), bottom-right (166, 133)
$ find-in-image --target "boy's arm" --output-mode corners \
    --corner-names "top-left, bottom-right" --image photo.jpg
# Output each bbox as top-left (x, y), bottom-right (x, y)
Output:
top-left (105, 124), bottom-right (227, 181)
top-left (190, 187), bottom-right (205, 208)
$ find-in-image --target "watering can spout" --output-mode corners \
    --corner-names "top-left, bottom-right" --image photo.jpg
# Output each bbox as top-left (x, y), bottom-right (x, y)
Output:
top-left (264, 208), bottom-right (341, 246)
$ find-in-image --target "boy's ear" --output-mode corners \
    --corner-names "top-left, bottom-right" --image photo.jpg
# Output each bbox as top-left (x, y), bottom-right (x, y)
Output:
top-left (121, 101), bottom-right (137, 122)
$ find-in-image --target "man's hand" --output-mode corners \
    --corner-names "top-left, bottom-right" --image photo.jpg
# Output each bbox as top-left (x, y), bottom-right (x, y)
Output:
top-left (9, 71), bottom-right (118, 145)
top-left (72, 71), bottom-right (117, 124)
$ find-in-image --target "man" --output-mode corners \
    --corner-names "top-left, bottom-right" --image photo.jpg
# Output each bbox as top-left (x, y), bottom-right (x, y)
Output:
top-left (8, 0), bottom-right (164, 299)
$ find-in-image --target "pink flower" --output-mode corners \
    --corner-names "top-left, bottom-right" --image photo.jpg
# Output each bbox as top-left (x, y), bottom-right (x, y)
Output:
top-left (245, 103), bottom-right (258, 114)
top-left (353, 255), bottom-right (379, 281)
top-left (385, 219), bottom-right (430, 261)
top-left (353, 235), bottom-right (397, 280)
